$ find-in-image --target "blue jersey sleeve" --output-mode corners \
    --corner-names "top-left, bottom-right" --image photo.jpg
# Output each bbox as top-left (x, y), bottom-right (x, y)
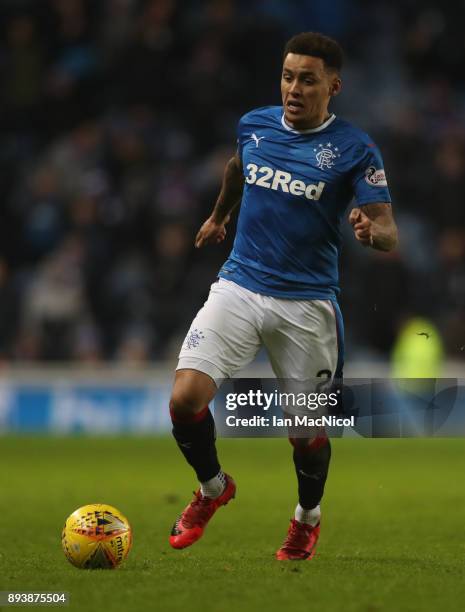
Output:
top-left (351, 141), bottom-right (392, 206)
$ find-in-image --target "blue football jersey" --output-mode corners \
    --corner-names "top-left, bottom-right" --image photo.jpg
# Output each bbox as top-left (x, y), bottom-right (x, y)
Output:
top-left (218, 106), bottom-right (392, 299)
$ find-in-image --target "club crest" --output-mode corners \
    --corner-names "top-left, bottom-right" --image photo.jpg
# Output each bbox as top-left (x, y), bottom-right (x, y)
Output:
top-left (185, 328), bottom-right (205, 349)
top-left (313, 142), bottom-right (340, 170)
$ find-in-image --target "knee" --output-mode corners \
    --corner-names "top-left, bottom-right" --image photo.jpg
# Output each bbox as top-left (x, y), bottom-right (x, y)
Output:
top-left (170, 370), bottom-right (217, 418)
top-left (169, 390), bottom-right (201, 417)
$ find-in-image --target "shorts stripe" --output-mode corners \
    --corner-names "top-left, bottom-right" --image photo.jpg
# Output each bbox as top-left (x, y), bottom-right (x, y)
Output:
top-left (330, 300), bottom-right (344, 379)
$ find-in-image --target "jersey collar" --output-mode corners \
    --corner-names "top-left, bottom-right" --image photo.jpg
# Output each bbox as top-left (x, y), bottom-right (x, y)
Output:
top-left (281, 112), bottom-right (336, 134)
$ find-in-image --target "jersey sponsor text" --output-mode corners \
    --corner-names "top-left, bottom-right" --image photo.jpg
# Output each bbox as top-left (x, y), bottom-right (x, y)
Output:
top-left (245, 163), bottom-right (326, 201)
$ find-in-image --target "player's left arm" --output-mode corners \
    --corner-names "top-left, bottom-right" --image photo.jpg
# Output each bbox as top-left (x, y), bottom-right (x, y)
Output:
top-left (348, 202), bottom-right (398, 251)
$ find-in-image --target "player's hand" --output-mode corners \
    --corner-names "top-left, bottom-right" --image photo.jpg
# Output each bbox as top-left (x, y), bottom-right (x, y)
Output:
top-left (349, 208), bottom-right (374, 247)
top-left (195, 215), bottom-right (230, 248)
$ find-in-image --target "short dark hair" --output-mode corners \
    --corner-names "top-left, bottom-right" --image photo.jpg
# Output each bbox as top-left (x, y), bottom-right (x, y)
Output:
top-left (283, 32), bottom-right (344, 73)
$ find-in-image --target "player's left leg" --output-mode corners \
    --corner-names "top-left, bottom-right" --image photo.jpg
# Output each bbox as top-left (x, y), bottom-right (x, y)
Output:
top-left (275, 434), bottom-right (331, 560)
top-left (262, 297), bottom-right (344, 560)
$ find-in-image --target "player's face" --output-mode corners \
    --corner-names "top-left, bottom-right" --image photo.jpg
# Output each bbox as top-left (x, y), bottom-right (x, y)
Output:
top-left (281, 53), bottom-right (341, 130)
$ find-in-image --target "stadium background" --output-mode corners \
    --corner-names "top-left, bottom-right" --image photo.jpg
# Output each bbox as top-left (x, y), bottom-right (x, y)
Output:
top-left (0, 4), bottom-right (464, 612)
top-left (0, 0), bottom-right (464, 367)
top-left (0, 0), bottom-right (463, 434)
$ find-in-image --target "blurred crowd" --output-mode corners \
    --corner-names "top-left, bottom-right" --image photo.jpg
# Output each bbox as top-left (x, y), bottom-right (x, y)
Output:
top-left (0, 0), bottom-right (464, 364)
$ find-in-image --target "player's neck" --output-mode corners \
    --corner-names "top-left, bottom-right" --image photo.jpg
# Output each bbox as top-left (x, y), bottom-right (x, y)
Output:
top-left (289, 113), bottom-right (331, 130)
top-left (283, 111), bottom-right (335, 133)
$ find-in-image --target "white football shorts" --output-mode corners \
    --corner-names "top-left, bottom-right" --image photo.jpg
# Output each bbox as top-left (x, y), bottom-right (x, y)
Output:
top-left (177, 278), bottom-right (344, 387)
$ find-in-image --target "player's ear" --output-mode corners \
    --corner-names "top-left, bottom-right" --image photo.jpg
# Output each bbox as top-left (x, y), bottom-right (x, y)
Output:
top-left (329, 76), bottom-right (342, 97)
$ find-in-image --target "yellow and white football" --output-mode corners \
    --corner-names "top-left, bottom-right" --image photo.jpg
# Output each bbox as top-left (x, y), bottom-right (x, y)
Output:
top-left (62, 504), bottom-right (132, 569)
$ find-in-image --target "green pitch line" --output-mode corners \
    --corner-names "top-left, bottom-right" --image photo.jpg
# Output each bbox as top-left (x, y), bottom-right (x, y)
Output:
top-left (0, 437), bottom-right (464, 612)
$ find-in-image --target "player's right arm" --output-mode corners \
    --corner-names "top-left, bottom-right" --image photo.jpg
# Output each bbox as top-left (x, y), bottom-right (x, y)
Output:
top-left (195, 150), bottom-right (244, 248)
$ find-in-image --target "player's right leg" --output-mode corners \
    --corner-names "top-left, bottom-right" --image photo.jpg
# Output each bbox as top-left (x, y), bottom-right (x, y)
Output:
top-left (169, 368), bottom-right (237, 549)
top-left (169, 279), bottom-right (262, 549)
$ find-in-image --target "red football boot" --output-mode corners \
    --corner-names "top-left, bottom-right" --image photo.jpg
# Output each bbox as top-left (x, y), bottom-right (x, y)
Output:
top-left (275, 518), bottom-right (320, 560)
top-left (169, 474), bottom-right (236, 549)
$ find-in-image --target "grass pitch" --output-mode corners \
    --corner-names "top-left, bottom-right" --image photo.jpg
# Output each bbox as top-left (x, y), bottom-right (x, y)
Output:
top-left (0, 436), bottom-right (464, 612)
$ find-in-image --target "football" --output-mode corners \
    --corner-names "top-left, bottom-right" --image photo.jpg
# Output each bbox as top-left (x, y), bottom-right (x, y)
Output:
top-left (61, 504), bottom-right (132, 569)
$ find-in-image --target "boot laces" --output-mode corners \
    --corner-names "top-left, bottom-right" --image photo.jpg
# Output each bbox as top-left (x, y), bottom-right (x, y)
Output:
top-left (282, 519), bottom-right (314, 552)
top-left (182, 491), bottom-right (216, 528)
